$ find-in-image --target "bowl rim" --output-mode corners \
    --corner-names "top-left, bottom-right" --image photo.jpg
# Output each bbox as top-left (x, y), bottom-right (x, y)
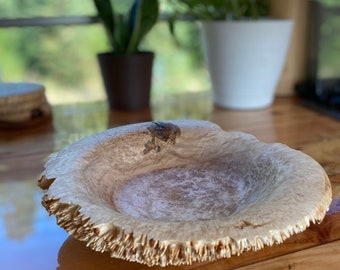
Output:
top-left (38, 120), bottom-right (332, 266)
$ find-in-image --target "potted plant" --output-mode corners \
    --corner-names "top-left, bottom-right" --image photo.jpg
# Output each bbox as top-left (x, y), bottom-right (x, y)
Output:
top-left (168, 0), bottom-right (293, 110)
top-left (94, 0), bottom-right (159, 110)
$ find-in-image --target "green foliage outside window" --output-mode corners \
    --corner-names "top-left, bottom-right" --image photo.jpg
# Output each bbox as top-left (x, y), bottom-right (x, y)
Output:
top-left (0, 0), bottom-right (209, 104)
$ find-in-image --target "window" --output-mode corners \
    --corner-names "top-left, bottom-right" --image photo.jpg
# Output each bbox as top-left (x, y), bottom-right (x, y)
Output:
top-left (0, 1), bottom-right (210, 104)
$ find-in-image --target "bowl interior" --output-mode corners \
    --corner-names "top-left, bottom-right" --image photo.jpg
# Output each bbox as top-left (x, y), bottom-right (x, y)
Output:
top-left (77, 126), bottom-right (280, 223)
top-left (113, 159), bottom-right (270, 222)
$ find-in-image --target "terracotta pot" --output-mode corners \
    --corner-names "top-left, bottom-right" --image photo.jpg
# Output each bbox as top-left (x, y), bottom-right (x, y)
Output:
top-left (97, 52), bottom-right (154, 111)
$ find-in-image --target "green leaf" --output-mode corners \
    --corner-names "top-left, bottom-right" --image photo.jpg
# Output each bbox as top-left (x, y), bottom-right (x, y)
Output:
top-left (94, 0), bottom-right (159, 54)
top-left (168, 0), bottom-right (270, 21)
top-left (114, 14), bottom-right (131, 54)
top-left (93, 0), bottom-right (115, 50)
top-left (168, 12), bottom-right (178, 37)
top-left (126, 0), bottom-right (159, 55)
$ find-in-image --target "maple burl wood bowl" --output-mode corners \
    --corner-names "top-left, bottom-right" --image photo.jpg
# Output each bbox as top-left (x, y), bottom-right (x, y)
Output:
top-left (38, 120), bottom-right (332, 267)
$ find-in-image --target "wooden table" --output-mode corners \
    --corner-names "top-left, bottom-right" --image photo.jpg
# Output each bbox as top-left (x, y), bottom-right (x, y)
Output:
top-left (1, 94), bottom-right (339, 270)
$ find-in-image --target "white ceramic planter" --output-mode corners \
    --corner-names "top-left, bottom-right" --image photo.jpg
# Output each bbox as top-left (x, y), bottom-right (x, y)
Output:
top-left (202, 19), bottom-right (293, 110)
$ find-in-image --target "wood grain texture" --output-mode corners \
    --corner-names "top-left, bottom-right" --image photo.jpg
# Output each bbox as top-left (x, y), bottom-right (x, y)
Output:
top-left (39, 120), bottom-right (332, 266)
top-left (235, 239), bottom-right (340, 270)
top-left (1, 96), bottom-right (340, 270)
top-left (57, 213), bottom-right (340, 270)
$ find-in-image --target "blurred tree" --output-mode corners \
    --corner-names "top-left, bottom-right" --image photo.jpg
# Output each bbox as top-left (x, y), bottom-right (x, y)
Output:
top-left (0, 0), bottom-right (209, 103)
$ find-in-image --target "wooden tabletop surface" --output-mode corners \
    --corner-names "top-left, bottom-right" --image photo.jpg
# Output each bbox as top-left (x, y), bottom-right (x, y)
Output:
top-left (0, 93), bottom-right (339, 270)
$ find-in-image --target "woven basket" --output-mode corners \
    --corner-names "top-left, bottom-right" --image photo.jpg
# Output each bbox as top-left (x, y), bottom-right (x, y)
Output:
top-left (0, 82), bottom-right (51, 128)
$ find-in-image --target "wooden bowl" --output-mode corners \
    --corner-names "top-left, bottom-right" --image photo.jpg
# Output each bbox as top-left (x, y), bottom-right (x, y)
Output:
top-left (38, 120), bottom-right (332, 266)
